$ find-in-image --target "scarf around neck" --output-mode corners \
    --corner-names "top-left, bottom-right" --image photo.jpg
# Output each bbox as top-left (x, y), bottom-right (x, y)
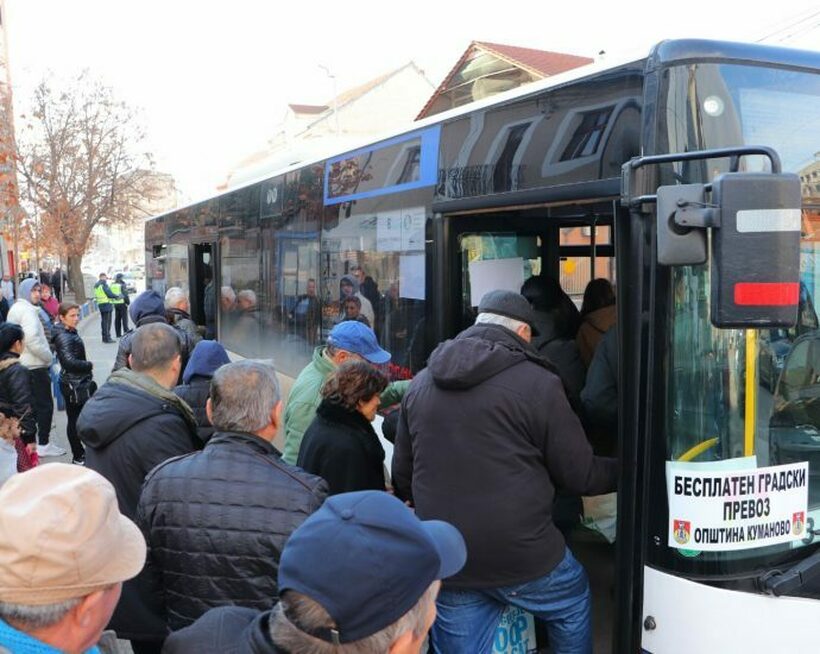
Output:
top-left (109, 367), bottom-right (197, 430)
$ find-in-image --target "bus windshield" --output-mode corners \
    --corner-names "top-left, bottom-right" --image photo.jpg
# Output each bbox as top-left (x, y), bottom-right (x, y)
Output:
top-left (660, 61), bottom-right (820, 571)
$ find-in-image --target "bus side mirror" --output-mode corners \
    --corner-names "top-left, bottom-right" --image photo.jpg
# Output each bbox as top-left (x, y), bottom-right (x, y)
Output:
top-left (656, 172), bottom-right (801, 327)
top-left (710, 172), bottom-right (801, 328)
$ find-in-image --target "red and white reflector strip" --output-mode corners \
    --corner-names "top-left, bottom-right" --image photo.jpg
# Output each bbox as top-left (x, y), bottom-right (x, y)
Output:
top-left (736, 208), bottom-right (801, 233)
top-left (734, 282), bottom-right (799, 306)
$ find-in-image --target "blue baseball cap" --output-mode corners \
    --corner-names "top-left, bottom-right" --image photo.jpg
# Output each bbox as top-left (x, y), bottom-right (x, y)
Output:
top-left (278, 491), bottom-right (466, 644)
top-left (327, 321), bottom-right (391, 364)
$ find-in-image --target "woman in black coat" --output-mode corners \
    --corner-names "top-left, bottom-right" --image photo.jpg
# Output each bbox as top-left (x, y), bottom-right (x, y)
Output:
top-left (53, 302), bottom-right (94, 464)
top-left (297, 360), bottom-right (389, 495)
top-left (0, 323), bottom-right (37, 458)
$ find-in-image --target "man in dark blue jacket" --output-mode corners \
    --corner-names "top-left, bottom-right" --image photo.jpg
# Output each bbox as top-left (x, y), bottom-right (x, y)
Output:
top-left (136, 360), bottom-right (327, 640)
top-left (393, 290), bottom-right (618, 654)
top-left (78, 322), bottom-right (199, 652)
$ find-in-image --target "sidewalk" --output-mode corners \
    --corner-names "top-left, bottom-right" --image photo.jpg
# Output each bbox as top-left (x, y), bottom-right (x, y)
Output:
top-left (43, 309), bottom-right (122, 465)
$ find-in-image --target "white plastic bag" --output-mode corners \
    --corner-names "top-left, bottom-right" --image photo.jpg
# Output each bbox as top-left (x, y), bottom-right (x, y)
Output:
top-left (581, 492), bottom-right (618, 543)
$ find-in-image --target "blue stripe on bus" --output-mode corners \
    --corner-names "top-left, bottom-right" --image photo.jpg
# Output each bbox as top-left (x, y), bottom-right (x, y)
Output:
top-left (323, 125), bottom-right (440, 205)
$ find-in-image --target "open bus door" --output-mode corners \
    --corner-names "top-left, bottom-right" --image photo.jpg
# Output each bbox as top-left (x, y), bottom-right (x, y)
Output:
top-left (433, 200), bottom-right (620, 652)
top-left (188, 242), bottom-right (217, 339)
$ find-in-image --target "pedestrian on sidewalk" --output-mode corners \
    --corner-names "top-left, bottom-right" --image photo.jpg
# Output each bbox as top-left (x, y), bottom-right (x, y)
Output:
top-left (0, 463), bottom-right (147, 654)
top-left (1, 273), bottom-right (14, 303)
top-left (165, 287), bottom-right (201, 346)
top-left (0, 323), bottom-right (37, 475)
top-left (136, 360), bottom-right (327, 644)
top-left (39, 283), bottom-right (59, 321)
top-left (393, 289), bottom-right (618, 653)
top-left (6, 278), bottom-right (63, 457)
top-left (110, 273), bottom-right (131, 338)
top-left (50, 266), bottom-right (65, 302)
top-left (77, 322), bottom-right (199, 652)
top-left (93, 273), bottom-right (121, 344)
top-left (114, 290), bottom-right (195, 384)
top-left (53, 302), bottom-right (95, 465)
top-left (297, 360), bottom-right (390, 495)
top-left (282, 320), bottom-right (409, 465)
top-left (173, 340), bottom-right (230, 444)
top-left (163, 491), bottom-right (466, 654)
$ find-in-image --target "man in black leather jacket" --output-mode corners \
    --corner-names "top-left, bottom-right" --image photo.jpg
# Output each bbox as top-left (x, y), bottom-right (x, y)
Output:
top-left (136, 360), bottom-right (327, 639)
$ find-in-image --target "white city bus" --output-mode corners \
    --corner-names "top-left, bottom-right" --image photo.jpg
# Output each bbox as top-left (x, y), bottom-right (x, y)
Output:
top-left (146, 39), bottom-right (820, 652)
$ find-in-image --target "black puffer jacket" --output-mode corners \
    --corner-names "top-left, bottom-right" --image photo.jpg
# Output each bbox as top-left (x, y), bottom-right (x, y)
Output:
top-left (0, 353), bottom-right (36, 444)
top-left (52, 322), bottom-right (93, 385)
top-left (163, 607), bottom-right (284, 654)
top-left (114, 315), bottom-right (195, 383)
top-left (173, 376), bottom-right (213, 444)
top-left (297, 400), bottom-right (386, 495)
top-left (136, 431), bottom-right (327, 632)
top-left (393, 323), bottom-right (617, 588)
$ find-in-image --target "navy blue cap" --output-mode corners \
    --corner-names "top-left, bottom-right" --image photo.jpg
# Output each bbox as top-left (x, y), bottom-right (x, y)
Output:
top-left (278, 491), bottom-right (466, 644)
top-left (327, 321), bottom-right (391, 364)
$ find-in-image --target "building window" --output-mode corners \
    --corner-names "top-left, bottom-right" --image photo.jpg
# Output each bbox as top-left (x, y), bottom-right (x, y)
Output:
top-left (493, 123), bottom-right (530, 192)
top-left (560, 106), bottom-right (614, 161)
top-left (396, 146), bottom-right (421, 185)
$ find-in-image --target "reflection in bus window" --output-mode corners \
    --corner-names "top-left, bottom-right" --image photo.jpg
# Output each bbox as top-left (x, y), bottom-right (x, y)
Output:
top-left (322, 207), bottom-right (426, 379)
top-left (667, 213), bottom-right (820, 561)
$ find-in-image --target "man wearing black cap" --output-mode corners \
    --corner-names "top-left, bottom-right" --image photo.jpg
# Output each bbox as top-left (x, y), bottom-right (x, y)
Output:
top-left (393, 289), bottom-right (618, 653)
top-left (162, 490), bottom-right (467, 653)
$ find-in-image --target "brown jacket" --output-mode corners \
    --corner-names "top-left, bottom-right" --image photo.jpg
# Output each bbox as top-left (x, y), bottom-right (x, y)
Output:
top-left (577, 304), bottom-right (616, 367)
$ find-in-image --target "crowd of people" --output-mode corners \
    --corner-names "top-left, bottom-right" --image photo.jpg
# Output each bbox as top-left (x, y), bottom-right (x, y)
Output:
top-left (0, 272), bottom-right (619, 653)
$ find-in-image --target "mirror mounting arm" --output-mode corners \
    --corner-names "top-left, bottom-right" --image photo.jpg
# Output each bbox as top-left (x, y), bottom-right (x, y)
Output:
top-left (675, 203), bottom-right (720, 230)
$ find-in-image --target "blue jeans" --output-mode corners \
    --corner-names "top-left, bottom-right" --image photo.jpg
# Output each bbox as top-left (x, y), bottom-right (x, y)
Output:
top-left (430, 548), bottom-right (591, 654)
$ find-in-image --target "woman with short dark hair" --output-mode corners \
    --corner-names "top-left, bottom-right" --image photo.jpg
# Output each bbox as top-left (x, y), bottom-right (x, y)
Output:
top-left (577, 278), bottom-right (617, 367)
top-left (53, 302), bottom-right (94, 464)
top-left (0, 322), bottom-right (37, 474)
top-left (297, 360), bottom-right (389, 495)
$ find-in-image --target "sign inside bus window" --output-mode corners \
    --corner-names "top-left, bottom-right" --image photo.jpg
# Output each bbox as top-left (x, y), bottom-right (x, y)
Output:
top-left (375, 207), bottom-right (425, 252)
top-left (666, 460), bottom-right (808, 551)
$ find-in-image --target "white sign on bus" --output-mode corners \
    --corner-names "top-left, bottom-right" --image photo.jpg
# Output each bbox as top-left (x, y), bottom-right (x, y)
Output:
top-left (666, 460), bottom-right (808, 552)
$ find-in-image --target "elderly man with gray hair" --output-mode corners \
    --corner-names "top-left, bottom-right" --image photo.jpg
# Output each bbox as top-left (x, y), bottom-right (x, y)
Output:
top-left (164, 286), bottom-right (202, 347)
top-left (136, 360), bottom-right (328, 640)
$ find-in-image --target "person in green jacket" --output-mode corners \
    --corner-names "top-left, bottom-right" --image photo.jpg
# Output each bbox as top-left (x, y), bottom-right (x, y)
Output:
top-left (282, 321), bottom-right (409, 465)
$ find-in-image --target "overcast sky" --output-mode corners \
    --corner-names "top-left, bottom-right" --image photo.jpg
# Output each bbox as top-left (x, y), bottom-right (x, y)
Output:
top-left (5, 1), bottom-right (819, 201)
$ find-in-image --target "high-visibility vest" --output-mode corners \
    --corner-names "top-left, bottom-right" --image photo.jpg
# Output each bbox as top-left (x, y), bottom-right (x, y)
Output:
top-left (94, 283), bottom-right (112, 306)
top-left (109, 282), bottom-right (125, 304)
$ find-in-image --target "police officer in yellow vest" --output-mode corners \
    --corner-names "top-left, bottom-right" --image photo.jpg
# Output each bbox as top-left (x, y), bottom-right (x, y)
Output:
top-left (110, 273), bottom-right (131, 339)
top-left (94, 273), bottom-right (121, 343)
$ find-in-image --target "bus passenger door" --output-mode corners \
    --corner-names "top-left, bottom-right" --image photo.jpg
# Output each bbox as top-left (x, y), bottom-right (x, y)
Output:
top-left (189, 242), bottom-right (217, 339)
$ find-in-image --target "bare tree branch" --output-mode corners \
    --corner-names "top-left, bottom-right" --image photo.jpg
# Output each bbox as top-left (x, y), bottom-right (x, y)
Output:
top-left (16, 73), bottom-right (159, 302)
